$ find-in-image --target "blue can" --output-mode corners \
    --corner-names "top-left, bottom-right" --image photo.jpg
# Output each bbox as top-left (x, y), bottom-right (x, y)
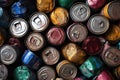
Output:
top-left (21, 50), bottom-right (42, 70)
top-left (11, 1), bottom-right (27, 18)
top-left (0, 7), bottom-right (9, 28)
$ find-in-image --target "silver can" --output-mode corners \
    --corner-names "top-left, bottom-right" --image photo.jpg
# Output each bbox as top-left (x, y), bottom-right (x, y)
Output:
top-left (10, 18), bottom-right (28, 38)
top-left (0, 64), bottom-right (8, 80)
top-left (0, 45), bottom-right (17, 65)
top-left (29, 12), bottom-right (49, 32)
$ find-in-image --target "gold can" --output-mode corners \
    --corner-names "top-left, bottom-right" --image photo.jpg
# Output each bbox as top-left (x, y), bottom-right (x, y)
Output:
top-left (50, 7), bottom-right (69, 27)
top-left (62, 43), bottom-right (87, 64)
top-left (104, 24), bottom-right (120, 43)
top-left (102, 1), bottom-right (120, 20)
top-left (36, 0), bottom-right (55, 13)
top-left (114, 66), bottom-right (120, 79)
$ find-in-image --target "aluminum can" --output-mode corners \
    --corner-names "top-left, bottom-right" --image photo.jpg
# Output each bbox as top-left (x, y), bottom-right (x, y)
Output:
top-left (14, 65), bottom-right (36, 80)
top-left (42, 47), bottom-right (60, 65)
top-left (0, 45), bottom-right (18, 65)
top-left (25, 32), bottom-right (44, 51)
top-left (67, 23), bottom-right (88, 43)
top-left (62, 43), bottom-right (87, 64)
top-left (37, 66), bottom-right (56, 80)
top-left (70, 2), bottom-right (91, 22)
top-left (56, 60), bottom-right (77, 80)
top-left (10, 18), bottom-right (28, 38)
top-left (36, 0), bottom-right (55, 13)
top-left (21, 50), bottom-right (42, 70)
top-left (87, 14), bottom-right (109, 35)
top-left (47, 27), bottom-right (65, 45)
top-left (0, 64), bottom-right (8, 80)
top-left (29, 12), bottom-right (49, 32)
top-left (50, 7), bottom-right (69, 27)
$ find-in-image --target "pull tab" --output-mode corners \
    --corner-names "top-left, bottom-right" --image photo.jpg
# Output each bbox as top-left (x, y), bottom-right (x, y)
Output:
top-left (99, 21), bottom-right (104, 28)
top-left (45, 50), bottom-right (51, 56)
top-left (72, 31), bottom-right (80, 39)
top-left (77, 7), bottom-right (86, 16)
top-left (33, 16), bottom-right (42, 25)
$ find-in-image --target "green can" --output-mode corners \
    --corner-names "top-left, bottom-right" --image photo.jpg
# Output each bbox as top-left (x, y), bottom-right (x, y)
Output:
top-left (79, 56), bottom-right (103, 78)
top-left (14, 65), bottom-right (36, 80)
top-left (58, 0), bottom-right (74, 9)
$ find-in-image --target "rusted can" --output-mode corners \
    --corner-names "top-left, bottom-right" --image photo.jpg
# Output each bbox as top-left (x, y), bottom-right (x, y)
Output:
top-left (25, 32), bottom-right (44, 51)
top-left (86, 0), bottom-right (106, 9)
top-left (0, 64), bottom-right (8, 80)
top-left (101, 1), bottom-right (120, 20)
top-left (70, 2), bottom-right (91, 22)
top-left (37, 66), bottom-right (56, 80)
top-left (56, 60), bottom-right (77, 80)
top-left (101, 47), bottom-right (120, 67)
top-left (82, 36), bottom-right (103, 55)
top-left (114, 66), bottom-right (120, 80)
top-left (67, 23), bottom-right (88, 43)
top-left (36, 0), bottom-right (55, 13)
top-left (0, 45), bottom-right (18, 65)
top-left (10, 18), bottom-right (28, 38)
top-left (62, 43), bottom-right (87, 64)
top-left (79, 56), bottom-right (103, 78)
top-left (87, 14), bottom-right (109, 35)
top-left (104, 24), bottom-right (120, 43)
top-left (29, 12), bottom-right (49, 32)
top-left (95, 70), bottom-right (114, 80)
top-left (42, 47), bottom-right (60, 65)
top-left (47, 27), bottom-right (65, 45)
top-left (50, 7), bottom-right (69, 27)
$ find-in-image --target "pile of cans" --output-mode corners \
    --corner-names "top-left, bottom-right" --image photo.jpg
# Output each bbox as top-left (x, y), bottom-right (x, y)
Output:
top-left (0, 0), bottom-right (120, 80)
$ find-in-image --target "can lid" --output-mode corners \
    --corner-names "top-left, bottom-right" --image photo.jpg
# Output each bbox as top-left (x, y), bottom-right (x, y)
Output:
top-left (88, 15), bottom-right (109, 35)
top-left (102, 47), bottom-right (120, 67)
top-left (67, 23), bottom-right (88, 42)
top-left (14, 65), bottom-right (30, 80)
top-left (59, 63), bottom-right (77, 79)
top-left (10, 18), bottom-right (28, 38)
top-left (30, 12), bottom-right (49, 32)
top-left (0, 64), bottom-right (8, 80)
top-left (108, 1), bottom-right (120, 20)
top-left (42, 47), bottom-right (60, 65)
top-left (70, 2), bottom-right (90, 22)
top-left (0, 45), bottom-right (17, 65)
top-left (37, 66), bottom-right (56, 80)
top-left (26, 32), bottom-right (44, 51)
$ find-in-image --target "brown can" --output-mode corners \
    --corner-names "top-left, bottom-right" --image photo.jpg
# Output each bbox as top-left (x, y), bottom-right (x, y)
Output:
top-left (114, 66), bottom-right (120, 79)
top-left (42, 47), bottom-right (60, 65)
top-left (50, 7), bottom-right (69, 27)
top-left (56, 60), bottom-right (77, 80)
top-left (36, 0), bottom-right (55, 13)
top-left (102, 1), bottom-right (120, 20)
top-left (37, 66), bottom-right (56, 80)
top-left (25, 32), bottom-right (44, 51)
top-left (104, 24), bottom-right (120, 43)
top-left (62, 43), bottom-right (87, 64)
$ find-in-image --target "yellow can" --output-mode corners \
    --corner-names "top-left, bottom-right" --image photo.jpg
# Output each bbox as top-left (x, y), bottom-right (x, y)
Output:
top-left (36, 0), bottom-right (55, 13)
top-left (104, 24), bottom-right (120, 43)
top-left (50, 7), bottom-right (69, 27)
top-left (62, 43), bottom-right (87, 64)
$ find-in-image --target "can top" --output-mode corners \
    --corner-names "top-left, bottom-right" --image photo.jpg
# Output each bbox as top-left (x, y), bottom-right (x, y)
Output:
top-left (0, 64), bottom-right (8, 80)
top-left (67, 23), bottom-right (88, 42)
top-left (30, 12), bottom-right (49, 32)
top-left (87, 14), bottom-right (109, 35)
top-left (37, 66), bottom-right (56, 80)
top-left (70, 2), bottom-right (91, 22)
top-left (108, 1), bottom-right (120, 20)
top-left (25, 32), bottom-right (44, 51)
top-left (14, 65), bottom-right (30, 80)
top-left (102, 47), bottom-right (120, 67)
top-left (10, 18), bottom-right (28, 38)
top-left (0, 45), bottom-right (17, 65)
top-left (59, 63), bottom-right (77, 80)
top-left (42, 47), bottom-right (60, 65)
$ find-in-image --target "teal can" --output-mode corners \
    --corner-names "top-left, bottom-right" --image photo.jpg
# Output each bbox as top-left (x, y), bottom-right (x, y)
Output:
top-left (14, 65), bottom-right (36, 80)
top-left (79, 56), bottom-right (103, 78)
